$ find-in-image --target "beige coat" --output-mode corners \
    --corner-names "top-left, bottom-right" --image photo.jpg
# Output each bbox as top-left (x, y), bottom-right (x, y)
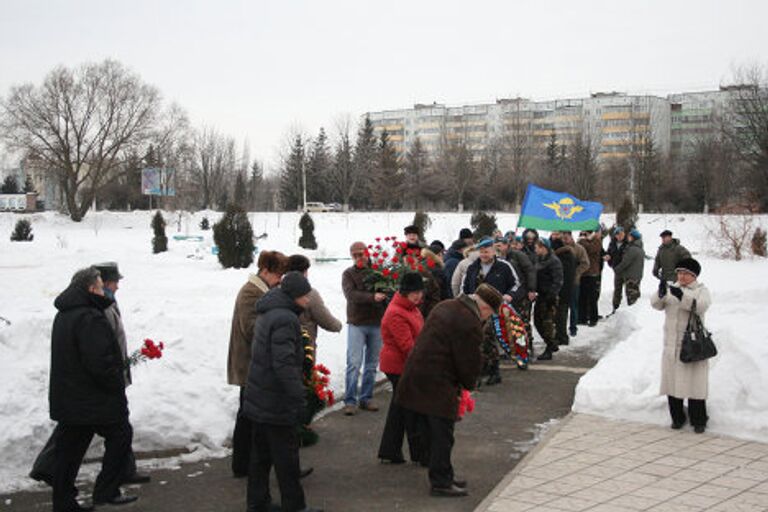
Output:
top-left (651, 280), bottom-right (712, 400)
top-left (227, 274), bottom-right (270, 386)
top-left (569, 241), bottom-right (590, 284)
top-left (300, 288), bottom-right (342, 346)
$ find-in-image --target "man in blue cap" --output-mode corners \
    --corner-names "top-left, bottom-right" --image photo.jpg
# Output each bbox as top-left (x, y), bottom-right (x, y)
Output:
top-left (461, 237), bottom-right (522, 384)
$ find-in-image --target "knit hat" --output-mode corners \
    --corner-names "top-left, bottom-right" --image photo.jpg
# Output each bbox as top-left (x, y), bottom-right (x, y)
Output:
top-left (349, 241), bottom-right (367, 255)
top-left (476, 236), bottom-right (494, 249)
top-left (404, 225), bottom-right (420, 235)
top-left (429, 240), bottom-right (445, 253)
top-left (459, 228), bottom-right (473, 240)
top-left (399, 272), bottom-right (425, 293)
top-left (494, 236), bottom-right (509, 244)
top-left (281, 271), bottom-right (312, 299)
top-left (450, 239), bottom-right (468, 251)
top-left (660, 229), bottom-right (673, 237)
top-left (675, 257), bottom-right (701, 277)
top-left (537, 238), bottom-right (551, 250)
top-left (629, 229), bottom-right (642, 240)
top-left (522, 228), bottom-right (539, 240)
top-left (474, 283), bottom-right (503, 311)
top-left (504, 230), bottom-right (516, 240)
top-left (613, 226), bottom-right (624, 235)
top-left (93, 262), bottom-right (123, 282)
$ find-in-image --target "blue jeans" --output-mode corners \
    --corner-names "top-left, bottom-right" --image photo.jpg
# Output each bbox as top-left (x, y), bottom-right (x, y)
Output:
top-left (344, 324), bottom-right (382, 406)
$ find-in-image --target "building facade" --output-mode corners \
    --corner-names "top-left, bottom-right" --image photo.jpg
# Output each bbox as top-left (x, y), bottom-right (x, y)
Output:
top-left (366, 90), bottom-right (740, 163)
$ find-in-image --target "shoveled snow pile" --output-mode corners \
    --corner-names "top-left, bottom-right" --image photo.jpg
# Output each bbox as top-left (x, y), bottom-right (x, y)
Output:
top-left (1, 210), bottom-right (766, 493)
top-left (572, 215), bottom-right (768, 444)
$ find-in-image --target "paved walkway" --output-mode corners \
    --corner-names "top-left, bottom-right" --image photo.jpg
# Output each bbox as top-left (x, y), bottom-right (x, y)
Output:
top-left (476, 413), bottom-right (768, 512)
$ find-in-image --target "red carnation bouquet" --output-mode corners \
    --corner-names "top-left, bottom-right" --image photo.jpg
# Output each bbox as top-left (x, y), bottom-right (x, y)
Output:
top-left (457, 389), bottom-right (475, 419)
top-left (127, 338), bottom-right (165, 367)
top-left (308, 363), bottom-right (335, 406)
top-left (360, 236), bottom-right (431, 293)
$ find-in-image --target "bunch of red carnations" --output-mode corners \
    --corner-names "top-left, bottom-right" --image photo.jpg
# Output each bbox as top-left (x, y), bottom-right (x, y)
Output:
top-left (127, 338), bottom-right (165, 367)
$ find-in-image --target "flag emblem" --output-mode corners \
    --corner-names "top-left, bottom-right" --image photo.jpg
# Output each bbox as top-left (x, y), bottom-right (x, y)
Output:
top-left (543, 197), bottom-right (584, 220)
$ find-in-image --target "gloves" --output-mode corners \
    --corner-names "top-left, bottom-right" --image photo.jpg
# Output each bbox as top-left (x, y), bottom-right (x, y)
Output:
top-left (657, 280), bottom-right (668, 298)
top-left (669, 286), bottom-right (683, 301)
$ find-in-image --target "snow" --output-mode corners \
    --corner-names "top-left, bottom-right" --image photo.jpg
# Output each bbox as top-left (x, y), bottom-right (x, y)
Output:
top-left (1, 210), bottom-right (767, 493)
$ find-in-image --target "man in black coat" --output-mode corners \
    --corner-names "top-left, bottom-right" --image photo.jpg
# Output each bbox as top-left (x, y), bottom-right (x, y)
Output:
top-left (49, 267), bottom-right (136, 511)
top-left (31, 262), bottom-right (150, 490)
top-left (244, 272), bottom-right (322, 512)
top-left (551, 235), bottom-right (577, 346)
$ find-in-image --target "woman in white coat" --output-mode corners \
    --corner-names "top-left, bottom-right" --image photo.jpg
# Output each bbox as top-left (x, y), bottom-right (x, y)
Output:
top-left (651, 257), bottom-right (712, 433)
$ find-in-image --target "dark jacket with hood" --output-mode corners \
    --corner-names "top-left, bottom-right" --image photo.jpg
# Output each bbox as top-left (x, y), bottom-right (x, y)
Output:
top-left (243, 288), bottom-right (306, 426)
top-left (50, 285), bottom-right (128, 425)
top-left (535, 248), bottom-right (564, 301)
top-left (506, 249), bottom-right (537, 292)
top-left (442, 241), bottom-right (465, 296)
top-left (395, 295), bottom-right (484, 420)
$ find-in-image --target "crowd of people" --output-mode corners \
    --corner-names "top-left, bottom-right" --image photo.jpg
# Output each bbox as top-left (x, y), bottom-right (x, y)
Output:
top-left (36, 221), bottom-right (711, 512)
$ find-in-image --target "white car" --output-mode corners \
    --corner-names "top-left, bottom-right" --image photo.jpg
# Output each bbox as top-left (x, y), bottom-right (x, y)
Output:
top-left (304, 202), bottom-right (330, 212)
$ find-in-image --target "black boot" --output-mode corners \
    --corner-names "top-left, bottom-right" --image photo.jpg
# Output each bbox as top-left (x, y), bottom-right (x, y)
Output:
top-left (485, 362), bottom-right (502, 385)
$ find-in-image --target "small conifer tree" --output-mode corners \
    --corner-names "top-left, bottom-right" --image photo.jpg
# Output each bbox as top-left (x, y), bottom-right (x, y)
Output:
top-left (10, 218), bottom-right (33, 242)
top-left (471, 211), bottom-right (497, 240)
top-left (752, 227), bottom-right (767, 257)
top-left (617, 195), bottom-right (638, 231)
top-left (412, 210), bottom-right (431, 243)
top-left (213, 205), bottom-right (254, 268)
top-left (200, 216), bottom-right (210, 230)
top-left (151, 210), bottom-right (168, 253)
top-left (298, 212), bottom-right (318, 250)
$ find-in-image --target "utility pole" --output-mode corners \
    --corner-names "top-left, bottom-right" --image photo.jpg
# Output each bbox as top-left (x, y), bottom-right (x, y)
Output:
top-left (301, 158), bottom-right (307, 212)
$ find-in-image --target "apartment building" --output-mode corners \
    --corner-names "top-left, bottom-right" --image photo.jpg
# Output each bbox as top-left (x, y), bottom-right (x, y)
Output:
top-left (367, 90), bottom-right (734, 163)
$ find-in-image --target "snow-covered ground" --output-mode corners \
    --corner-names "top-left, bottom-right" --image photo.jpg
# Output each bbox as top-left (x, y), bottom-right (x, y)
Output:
top-left (0, 210), bottom-right (766, 493)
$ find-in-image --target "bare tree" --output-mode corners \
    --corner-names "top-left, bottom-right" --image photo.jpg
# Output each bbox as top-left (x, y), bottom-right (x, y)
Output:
top-left (0, 60), bottom-right (163, 221)
top-left (190, 127), bottom-right (236, 210)
top-left (723, 65), bottom-right (768, 210)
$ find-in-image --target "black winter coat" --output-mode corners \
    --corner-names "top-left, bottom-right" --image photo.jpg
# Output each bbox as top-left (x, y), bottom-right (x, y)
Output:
top-left (607, 238), bottom-right (626, 269)
top-left (535, 251), bottom-right (564, 301)
top-left (243, 288), bottom-right (306, 426)
top-left (461, 257), bottom-right (522, 301)
top-left (442, 247), bottom-right (464, 297)
top-left (506, 249), bottom-right (537, 292)
top-left (49, 286), bottom-right (127, 425)
top-left (554, 246), bottom-right (576, 302)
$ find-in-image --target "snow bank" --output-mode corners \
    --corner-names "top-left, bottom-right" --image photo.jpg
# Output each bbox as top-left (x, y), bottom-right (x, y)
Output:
top-left (1, 210), bottom-right (766, 492)
top-left (573, 215), bottom-right (768, 444)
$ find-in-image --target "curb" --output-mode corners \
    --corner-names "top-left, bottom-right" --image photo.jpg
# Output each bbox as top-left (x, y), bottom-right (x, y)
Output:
top-left (472, 411), bottom-right (578, 512)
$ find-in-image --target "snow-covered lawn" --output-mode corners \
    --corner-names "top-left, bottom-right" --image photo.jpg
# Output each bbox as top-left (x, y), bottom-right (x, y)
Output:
top-left (1, 210), bottom-right (766, 493)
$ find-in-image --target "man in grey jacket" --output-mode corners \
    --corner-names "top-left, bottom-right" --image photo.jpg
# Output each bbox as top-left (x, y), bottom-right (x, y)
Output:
top-left (653, 230), bottom-right (691, 282)
top-left (614, 230), bottom-right (645, 307)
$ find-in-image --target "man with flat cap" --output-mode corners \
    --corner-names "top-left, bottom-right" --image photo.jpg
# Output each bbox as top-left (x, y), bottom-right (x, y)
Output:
top-left (653, 230), bottom-right (691, 283)
top-left (396, 283), bottom-right (503, 498)
top-left (30, 262), bottom-right (149, 495)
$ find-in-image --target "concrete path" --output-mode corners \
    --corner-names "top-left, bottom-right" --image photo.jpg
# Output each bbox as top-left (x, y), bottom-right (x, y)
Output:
top-left (0, 349), bottom-right (595, 512)
top-left (476, 413), bottom-right (768, 512)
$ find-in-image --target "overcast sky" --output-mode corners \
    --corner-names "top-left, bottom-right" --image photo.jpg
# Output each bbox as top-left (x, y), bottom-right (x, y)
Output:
top-left (1, 0), bottom-right (766, 170)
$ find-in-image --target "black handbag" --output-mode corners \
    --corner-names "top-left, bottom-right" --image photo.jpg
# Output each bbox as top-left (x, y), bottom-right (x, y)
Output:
top-left (679, 299), bottom-right (717, 363)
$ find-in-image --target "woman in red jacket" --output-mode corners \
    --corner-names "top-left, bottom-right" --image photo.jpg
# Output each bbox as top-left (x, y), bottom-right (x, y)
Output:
top-left (377, 272), bottom-right (425, 464)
